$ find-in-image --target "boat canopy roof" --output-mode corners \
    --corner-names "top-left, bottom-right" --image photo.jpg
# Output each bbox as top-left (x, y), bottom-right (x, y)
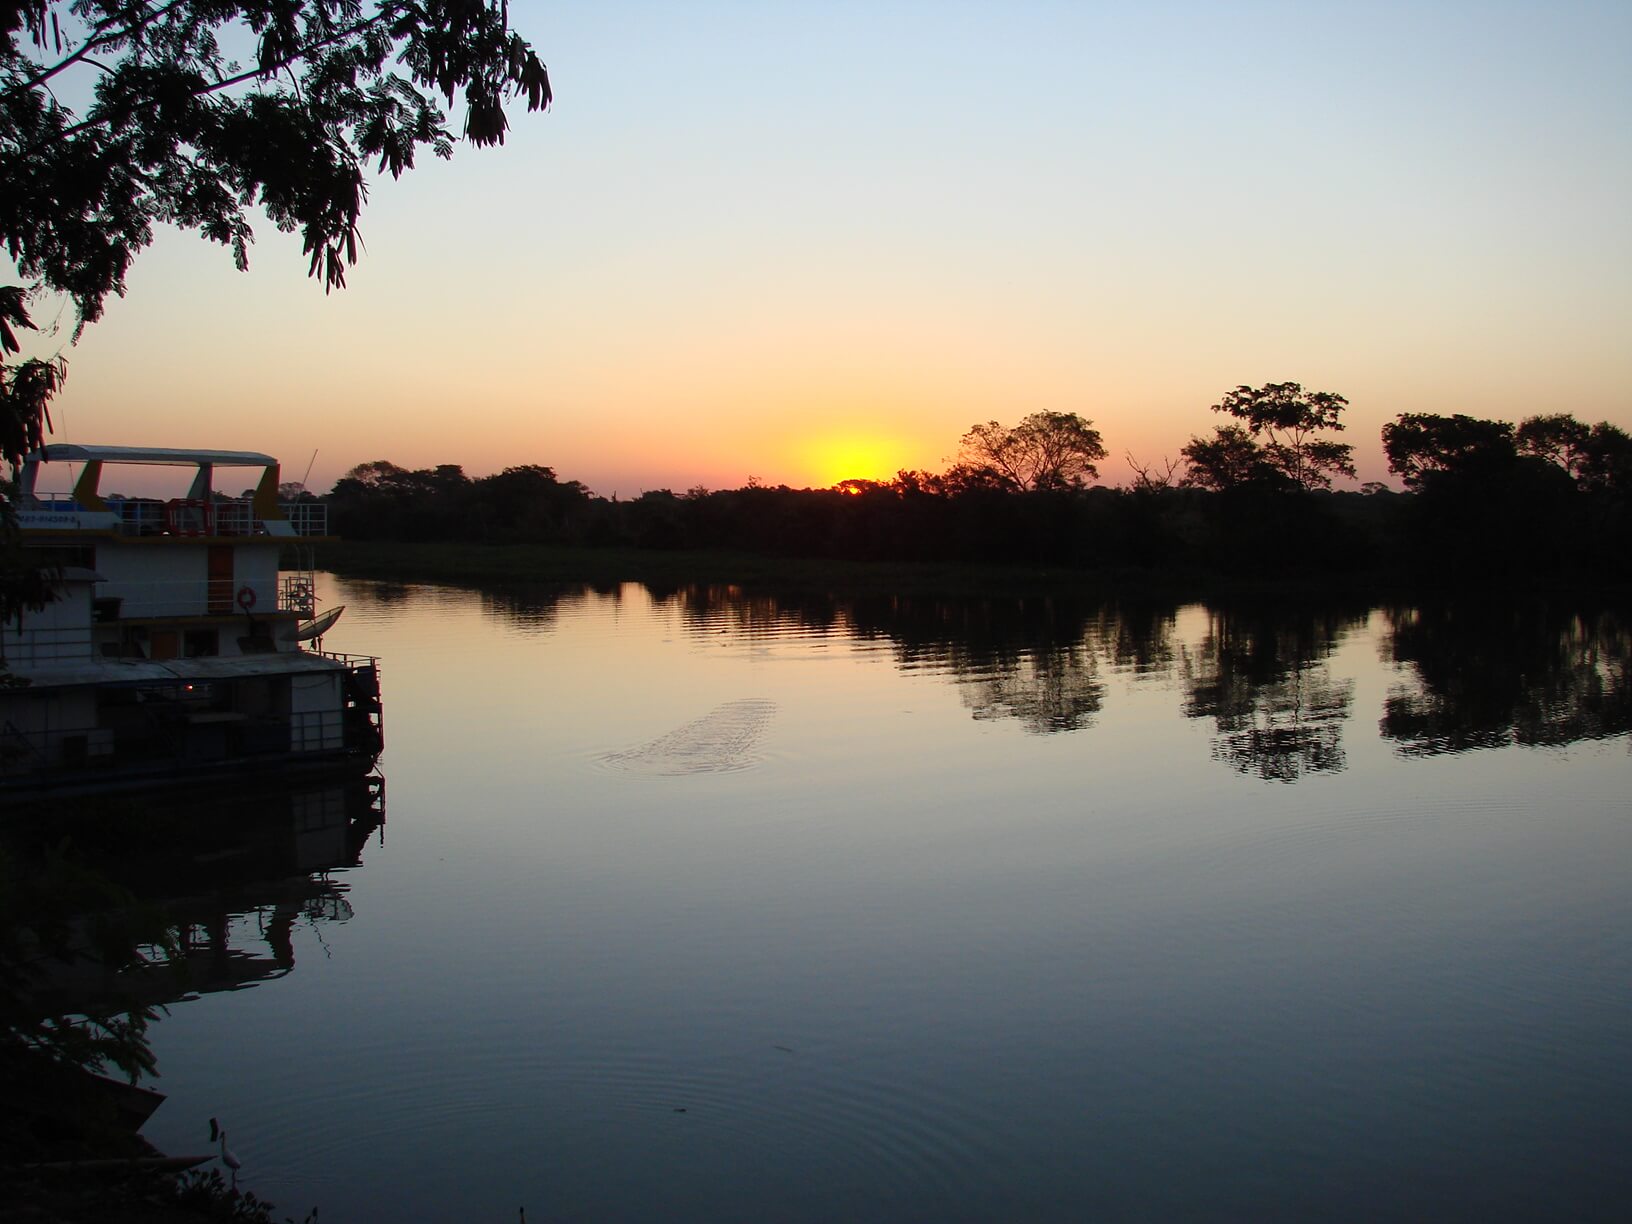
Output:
top-left (19, 444), bottom-right (287, 510)
top-left (28, 444), bottom-right (278, 468)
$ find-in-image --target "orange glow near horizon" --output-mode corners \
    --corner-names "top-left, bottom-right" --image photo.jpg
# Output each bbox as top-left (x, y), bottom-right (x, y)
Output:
top-left (804, 435), bottom-right (913, 489)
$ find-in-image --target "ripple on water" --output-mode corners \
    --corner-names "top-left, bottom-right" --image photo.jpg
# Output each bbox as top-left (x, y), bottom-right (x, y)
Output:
top-left (268, 1033), bottom-right (1006, 1215)
top-left (597, 699), bottom-right (777, 776)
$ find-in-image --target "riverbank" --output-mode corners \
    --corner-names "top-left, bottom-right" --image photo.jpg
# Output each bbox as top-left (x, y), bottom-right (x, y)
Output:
top-left (312, 540), bottom-right (1109, 592)
top-left (2, 1077), bottom-right (288, 1224)
top-left (3, 799), bottom-right (334, 1224)
top-left (308, 540), bottom-right (1414, 601)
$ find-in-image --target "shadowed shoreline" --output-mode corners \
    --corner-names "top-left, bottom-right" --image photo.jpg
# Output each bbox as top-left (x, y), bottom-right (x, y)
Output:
top-left (309, 538), bottom-right (1632, 602)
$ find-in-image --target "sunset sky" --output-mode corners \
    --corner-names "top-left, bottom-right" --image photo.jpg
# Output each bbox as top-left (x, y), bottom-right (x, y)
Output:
top-left (23, 1), bottom-right (1632, 497)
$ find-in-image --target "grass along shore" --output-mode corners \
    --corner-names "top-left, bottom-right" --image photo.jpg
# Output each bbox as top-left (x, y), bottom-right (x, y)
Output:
top-left (306, 540), bottom-right (1413, 601)
top-left (309, 540), bottom-right (1128, 595)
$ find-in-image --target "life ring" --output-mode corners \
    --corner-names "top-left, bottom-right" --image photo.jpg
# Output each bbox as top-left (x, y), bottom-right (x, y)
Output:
top-left (236, 585), bottom-right (257, 611)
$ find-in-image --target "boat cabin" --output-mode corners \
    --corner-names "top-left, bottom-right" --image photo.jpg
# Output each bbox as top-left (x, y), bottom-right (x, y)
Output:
top-left (2, 445), bottom-right (382, 796)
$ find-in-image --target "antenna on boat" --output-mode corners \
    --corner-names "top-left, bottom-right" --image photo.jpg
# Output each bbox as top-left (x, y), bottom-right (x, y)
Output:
top-left (300, 449), bottom-right (318, 495)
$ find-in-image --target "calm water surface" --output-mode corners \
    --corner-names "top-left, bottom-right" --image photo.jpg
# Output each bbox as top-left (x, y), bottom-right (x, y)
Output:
top-left (139, 578), bottom-right (1631, 1222)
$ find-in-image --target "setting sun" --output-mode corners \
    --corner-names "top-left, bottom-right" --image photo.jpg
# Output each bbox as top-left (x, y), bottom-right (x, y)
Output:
top-left (805, 435), bottom-right (907, 489)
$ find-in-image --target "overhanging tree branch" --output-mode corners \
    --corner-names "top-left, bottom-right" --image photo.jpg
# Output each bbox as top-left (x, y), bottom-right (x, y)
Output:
top-left (40, 9), bottom-right (404, 148)
top-left (3, 0), bottom-right (192, 101)
top-left (1, 0), bottom-right (552, 488)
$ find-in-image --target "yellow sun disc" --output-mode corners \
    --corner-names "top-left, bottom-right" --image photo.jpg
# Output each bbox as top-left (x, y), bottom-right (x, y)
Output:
top-left (809, 437), bottom-right (897, 488)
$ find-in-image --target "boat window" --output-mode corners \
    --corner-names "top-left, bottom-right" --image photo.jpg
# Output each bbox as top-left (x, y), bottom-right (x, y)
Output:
top-left (23, 543), bottom-right (96, 569)
top-left (184, 629), bottom-right (219, 658)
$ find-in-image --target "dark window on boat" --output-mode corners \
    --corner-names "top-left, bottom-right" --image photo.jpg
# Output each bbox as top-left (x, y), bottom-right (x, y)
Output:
top-left (238, 625), bottom-right (277, 654)
top-left (23, 543), bottom-right (95, 569)
top-left (184, 629), bottom-right (218, 658)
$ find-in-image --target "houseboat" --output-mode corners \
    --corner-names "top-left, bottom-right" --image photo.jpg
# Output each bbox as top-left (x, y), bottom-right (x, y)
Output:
top-left (1, 445), bottom-right (382, 797)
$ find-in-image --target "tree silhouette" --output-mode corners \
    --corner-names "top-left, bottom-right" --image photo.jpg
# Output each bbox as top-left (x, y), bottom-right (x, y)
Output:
top-left (957, 412), bottom-right (1108, 492)
top-left (1210, 382), bottom-right (1355, 491)
top-left (1179, 424), bottom-right (1283, 491)
top-left (1517, 414), bottom-right (1632, 495)
top-left (1516, 414), bottom-right (1594, 477)
top-left (1380, 413), bottom-right (1518, 490)
top-left (1378, 412), bottom-right (1611, 583)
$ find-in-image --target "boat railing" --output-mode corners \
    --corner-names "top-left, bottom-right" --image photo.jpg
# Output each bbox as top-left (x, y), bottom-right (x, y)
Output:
top-left (290, 709), bottom-right (346, 752)
top-left (281, 502), bottom-right (328, 537)
top-left (314, 650), bottom-right (378, 668)
top-left (23, 493), bottom-right (328, 537)
top-left (86, 578), bottom-right (317, 620)
top-left (315, 652), bottom-right (383, 737)
top-left (1, 624), bottom-right (99, 666)
top-left (1, 699), bottom-right (368, 782)
top-left (1, 717), bottom-right (117, 778)
top-left (280, 574), bottom-right (317, 617)
top-left (2, 582), bottom-right (321, 659)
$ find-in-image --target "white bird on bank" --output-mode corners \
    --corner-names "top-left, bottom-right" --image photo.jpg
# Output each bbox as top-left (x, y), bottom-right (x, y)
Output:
top-left (209, 1117), bottom-right (242, 1186)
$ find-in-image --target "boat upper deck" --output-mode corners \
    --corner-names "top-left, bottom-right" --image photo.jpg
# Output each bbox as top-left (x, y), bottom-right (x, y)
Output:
top-left (15, 444), bottom-right (327, 538)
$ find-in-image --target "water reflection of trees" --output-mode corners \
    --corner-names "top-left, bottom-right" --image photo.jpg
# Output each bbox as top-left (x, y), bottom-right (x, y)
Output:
top-left (664, 585), bottom-right (847, 640)
top-left (1181, 607), bottom-right (1367, 782)
top-left (664, 588), bottom-right (1181, 736)
top-left (1103, 601), bottom-right (1179, 677)
top-left (479, 583), bottom-right (586, 634)
top-left (456, 578), bottom-right (1631, 773)
top-left (852, 596), bottom-right (1120, 734)
top-left (1381, 606), bottom-right (1632, 755)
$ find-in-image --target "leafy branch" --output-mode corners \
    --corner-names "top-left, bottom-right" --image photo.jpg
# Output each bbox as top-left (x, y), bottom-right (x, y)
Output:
top-left (3, 0), bottom-right (193, 100)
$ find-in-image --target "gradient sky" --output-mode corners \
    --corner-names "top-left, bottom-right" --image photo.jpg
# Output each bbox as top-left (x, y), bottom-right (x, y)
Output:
top-left (20, 0), bottom-right (1632, 496)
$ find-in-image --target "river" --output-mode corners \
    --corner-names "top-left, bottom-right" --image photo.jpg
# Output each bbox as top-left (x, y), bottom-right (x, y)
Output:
top-left (136, 575), bottom-right (1632, 1222)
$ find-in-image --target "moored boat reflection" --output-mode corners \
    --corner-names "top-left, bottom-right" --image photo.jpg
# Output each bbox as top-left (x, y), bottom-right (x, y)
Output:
top-left (15, 777), bottom-right (385, 1022)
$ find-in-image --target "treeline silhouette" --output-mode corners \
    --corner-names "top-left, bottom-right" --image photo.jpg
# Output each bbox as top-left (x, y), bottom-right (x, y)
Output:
top-left (321, 402), bottom-right (1632, 587)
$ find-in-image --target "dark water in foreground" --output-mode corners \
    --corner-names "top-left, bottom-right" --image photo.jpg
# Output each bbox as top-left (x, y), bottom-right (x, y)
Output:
top-left (133, 578), bottom-right (1630, 1222)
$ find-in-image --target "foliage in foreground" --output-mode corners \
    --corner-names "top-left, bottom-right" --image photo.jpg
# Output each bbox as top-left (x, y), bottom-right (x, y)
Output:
top-left (6, 1163), bottom-right (310, 1223)
top-left (173, 1168), bottom-right (312, 1223)
top-left (2, 0), bottom-right (552, 652)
